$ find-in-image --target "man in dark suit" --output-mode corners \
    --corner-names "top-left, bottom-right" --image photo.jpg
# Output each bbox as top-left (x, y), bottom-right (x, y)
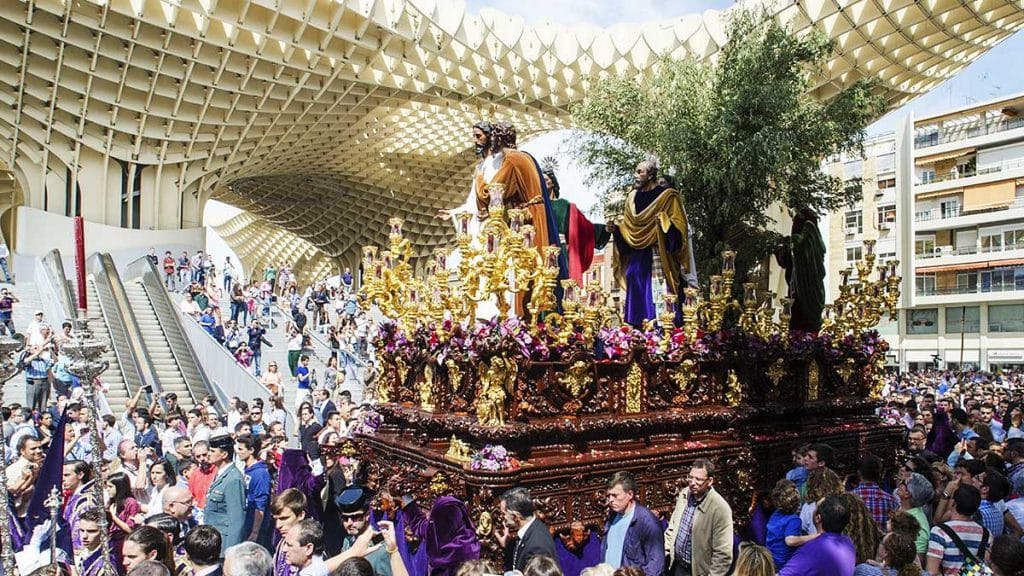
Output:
top-left (185, 525), bottom-right (224, 576)
top-left (205, 435), bottom-right (246, 555)
top-left (313, 389), bottom-right (337, 425)
top-left (497, 487), bottom-right (560, 572)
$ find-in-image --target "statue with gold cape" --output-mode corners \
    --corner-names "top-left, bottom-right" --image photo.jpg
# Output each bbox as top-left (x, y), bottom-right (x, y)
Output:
top-left (608, 159), bottom-right (697, 327)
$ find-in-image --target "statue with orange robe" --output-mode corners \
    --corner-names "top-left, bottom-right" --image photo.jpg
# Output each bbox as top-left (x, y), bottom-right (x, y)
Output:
top-left (472, 122), bottom-right (558, 255)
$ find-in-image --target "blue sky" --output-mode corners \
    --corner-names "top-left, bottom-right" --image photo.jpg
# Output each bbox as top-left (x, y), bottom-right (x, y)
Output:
top-left (461, 1), bottom-right (1024, 213)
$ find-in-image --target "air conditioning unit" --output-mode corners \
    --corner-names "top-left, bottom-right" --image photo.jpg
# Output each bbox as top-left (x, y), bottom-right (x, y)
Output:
top-left (878, 221), bottom-right (891, 230)
top-left (845, 227), bottom-right (859, 235)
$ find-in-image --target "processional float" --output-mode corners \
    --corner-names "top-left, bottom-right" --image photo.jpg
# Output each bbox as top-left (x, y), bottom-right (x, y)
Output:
top-left (352, 185), bottom-right (903, 556)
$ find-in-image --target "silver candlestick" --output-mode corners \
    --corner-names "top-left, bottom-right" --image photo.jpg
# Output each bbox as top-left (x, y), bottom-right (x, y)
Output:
top-left (63, 309), bottom-right (116, 576)
top-left (0, 330), bottom-right (25, 576)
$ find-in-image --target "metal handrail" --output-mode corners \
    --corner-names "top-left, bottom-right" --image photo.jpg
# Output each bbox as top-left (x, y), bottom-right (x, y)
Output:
top-left (33, 249), bottom-right (76, 322)
top-left (86, 253), bottom-right (160, 403)
top-left (124, 257), bottom-right (215, 410)
top-left (178, 308), bottom-right (296, 436)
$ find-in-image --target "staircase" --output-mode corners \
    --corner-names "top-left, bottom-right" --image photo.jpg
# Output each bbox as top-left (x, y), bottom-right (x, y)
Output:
top-left (85, 278), bottom-right (131, 416)
top-left (123, 280), bottom-right (195, 411)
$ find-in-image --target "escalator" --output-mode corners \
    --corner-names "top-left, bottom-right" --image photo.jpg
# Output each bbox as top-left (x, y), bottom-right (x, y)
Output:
top-left (84, 277), bottom-right (133, 416)
top-left (123, 279), bottom-right (203, 410)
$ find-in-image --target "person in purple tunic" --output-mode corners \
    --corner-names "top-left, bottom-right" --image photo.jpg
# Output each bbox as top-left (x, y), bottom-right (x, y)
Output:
top-left (400, 495), bottom-right (481, 576)
top-left (608, 160), bottom-right (697, 327)
top-left (62, 460), bottom-right (97, 550)
top-left (74, 508), bottom-right (118, 576)
top-left (777, 495), bottom-right (856, 576)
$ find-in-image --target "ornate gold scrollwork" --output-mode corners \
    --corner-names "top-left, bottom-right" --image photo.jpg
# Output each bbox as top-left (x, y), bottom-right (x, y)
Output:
top-left (558, 361), bottom-right (591, 397)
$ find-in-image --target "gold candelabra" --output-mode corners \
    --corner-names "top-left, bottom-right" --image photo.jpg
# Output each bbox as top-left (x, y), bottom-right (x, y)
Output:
top-left (360, 185), bottom-right (612, 345)
top-left (820, 239), bottom-right (901, 337)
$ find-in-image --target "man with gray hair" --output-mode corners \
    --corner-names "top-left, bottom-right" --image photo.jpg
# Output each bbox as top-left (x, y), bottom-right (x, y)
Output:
top-left (224, 542), bottom-right (273, 576)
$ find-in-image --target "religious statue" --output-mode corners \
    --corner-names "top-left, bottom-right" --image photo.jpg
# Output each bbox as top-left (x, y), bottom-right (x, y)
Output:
top-left (609, 160), bottom-right (697, 327)
top-left (418, 363), bottom-right (435, 411)
top-left (543, 157), bottom-right (609, 283)
top-left (775, 207), bottom-right (826, 332)
top-left (444, 435), bottom-right (472, 463)
top-left (476, 356), bottom-right (516, 426)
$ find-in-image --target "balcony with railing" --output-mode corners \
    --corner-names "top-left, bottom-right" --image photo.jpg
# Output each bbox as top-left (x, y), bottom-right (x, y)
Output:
top-left (916, 283), bottom-right (1024, 297)
top-left (915, 116), bottom-right (1024, 149)
top-left (917, 239), bottom-right (1019, 258)
top-left (915, 197), bottom-right (1024, 232)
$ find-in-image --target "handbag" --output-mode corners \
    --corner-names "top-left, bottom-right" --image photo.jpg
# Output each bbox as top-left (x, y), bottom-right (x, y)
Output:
top-left (936, 523), bottom-right (992, 576)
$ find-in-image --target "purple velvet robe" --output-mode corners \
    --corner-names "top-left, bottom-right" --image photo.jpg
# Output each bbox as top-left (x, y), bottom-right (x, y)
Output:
top-left (401, 497), bottom-right (481, 576)
top-left (613, 185), bottom-right (685, 327)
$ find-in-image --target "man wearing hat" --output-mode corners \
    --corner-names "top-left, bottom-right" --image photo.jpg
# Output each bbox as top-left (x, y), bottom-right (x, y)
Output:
top-left (27, 307), bottom-right (47, 342)
top-left (205, 434), bottom-right (247, 555)
top-left (336, 485), bottom-right (392, 576)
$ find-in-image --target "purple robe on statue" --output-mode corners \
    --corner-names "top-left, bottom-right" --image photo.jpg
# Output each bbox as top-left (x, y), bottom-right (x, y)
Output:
top-left (613, 185), bottom-right (686, 327)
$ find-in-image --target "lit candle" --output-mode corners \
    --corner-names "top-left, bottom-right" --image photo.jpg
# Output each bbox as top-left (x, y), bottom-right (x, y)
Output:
top-left (434, 248), bottom-right (448, 271)
top-left (374, 261), bottom-right (384, 279)
top-left (722, 251), bottom-right (736, 273)
top-left (684, 288), bottom-right (697, 309)
top-left (487, 183), bottom-right (505, 213)
top-left (410, 288), bottom-right (419, 303)
top-left (522, 225), bottom-right (535, 248)
top-left (864, 239), bottom-right (876, 256)
top-left (509, 209), bottom-right (522, 232)
top-left (840, 269), bottom-right (851, 286)
top-left (562, 279), bottom-right (578, 302)
top-left (486, 231), bottom-right (497, 254)
top-left (663, 292), bottom-right (677, 313)
top-left (743, 282), bottom-right (756, 307)
top-left (710, 275), bottom-right (723, 297)
top-left (545, 246), bottom-right (560, 269)
top-left (362, 245), bottom-right (377, 265)
top-left (457, 212), bottom-right (472, 236)
top-left (388, 217), bottom-right (404, 238)
top-left (382, 251), bottom-right (394, 270)
top-left (877, 265), bottom-right (888, 282)
top-left (888, 259), bottom-right (899, 278)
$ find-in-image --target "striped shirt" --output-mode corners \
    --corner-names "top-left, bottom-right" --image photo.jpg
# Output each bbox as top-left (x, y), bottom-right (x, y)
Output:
top-left (927, 520), bottom-right (986, 576)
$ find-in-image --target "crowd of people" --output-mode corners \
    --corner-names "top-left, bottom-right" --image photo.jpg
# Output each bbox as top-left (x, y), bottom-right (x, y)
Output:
top-left (169, 252), bottom-right (371, 397)
top-left (6, 248), bottom-right (1024, 576)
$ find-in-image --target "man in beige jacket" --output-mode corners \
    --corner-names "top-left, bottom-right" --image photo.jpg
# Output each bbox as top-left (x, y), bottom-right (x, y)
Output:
top-left (664, 459), bottom-right (734, 576)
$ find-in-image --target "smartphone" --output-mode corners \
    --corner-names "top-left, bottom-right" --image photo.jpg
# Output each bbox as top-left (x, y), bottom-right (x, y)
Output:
top-left (370, 532), bottom-right (385, 546)
top-left (143, 385), bottom-right (153, 393)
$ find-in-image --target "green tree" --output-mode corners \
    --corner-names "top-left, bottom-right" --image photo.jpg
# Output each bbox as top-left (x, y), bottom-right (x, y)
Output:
top-left (571, 8), bottom-right (885, 287)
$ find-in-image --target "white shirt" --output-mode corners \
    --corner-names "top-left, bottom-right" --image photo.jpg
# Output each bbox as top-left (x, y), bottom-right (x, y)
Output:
top-left (297, 555), bottom-right (330, 576)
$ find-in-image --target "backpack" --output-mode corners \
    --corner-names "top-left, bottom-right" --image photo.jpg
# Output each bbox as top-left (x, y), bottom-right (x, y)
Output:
top-left (936, 523), bottom-right (992, 576)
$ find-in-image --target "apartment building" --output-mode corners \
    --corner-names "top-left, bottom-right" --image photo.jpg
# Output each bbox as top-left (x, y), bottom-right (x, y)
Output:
top-left (827, 92), bottom-right (1024, 371)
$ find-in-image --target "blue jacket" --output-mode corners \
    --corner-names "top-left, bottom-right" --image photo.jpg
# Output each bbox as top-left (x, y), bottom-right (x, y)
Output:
top-left (601, 503), bottom-right (665, 576)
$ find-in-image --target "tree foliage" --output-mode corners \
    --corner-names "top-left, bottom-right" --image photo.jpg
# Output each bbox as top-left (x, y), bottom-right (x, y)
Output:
top-left (571, 8), bottom-right (886, 285)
